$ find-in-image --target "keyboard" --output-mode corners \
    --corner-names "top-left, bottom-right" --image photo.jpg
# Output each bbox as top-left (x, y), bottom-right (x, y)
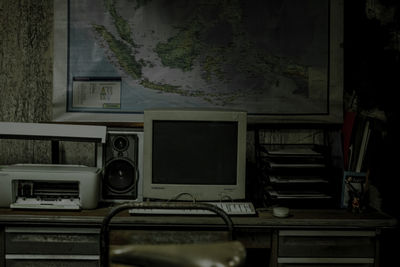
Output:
top-left (129, 202), bottom-right (256, 216)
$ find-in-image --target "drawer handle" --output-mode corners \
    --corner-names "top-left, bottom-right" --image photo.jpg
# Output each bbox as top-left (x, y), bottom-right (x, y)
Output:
top-left (5, 254), bottom-right (100, 260)
top-left (279, 230), bottom-right (376, 237)
top-left (277, 257), bottom-right (374, 264)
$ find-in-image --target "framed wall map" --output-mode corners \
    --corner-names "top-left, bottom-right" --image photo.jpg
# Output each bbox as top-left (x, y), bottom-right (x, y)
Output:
top-left (53, 0), bottom-right (343, 123)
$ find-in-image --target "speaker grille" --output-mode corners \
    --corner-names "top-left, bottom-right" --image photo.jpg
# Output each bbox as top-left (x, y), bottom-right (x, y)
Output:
top-left (112, 136), bottom-right (129, 152)
top-left (104, 158), bottom-right (136, 193)
top-left (102, 129), bottom-right (142, 201)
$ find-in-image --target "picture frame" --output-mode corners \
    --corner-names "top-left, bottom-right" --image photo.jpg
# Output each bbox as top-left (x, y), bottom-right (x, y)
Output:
top-left (53, 0), bottom-right (343, 124)
top-left (341, 171), bottom-right (368, 210)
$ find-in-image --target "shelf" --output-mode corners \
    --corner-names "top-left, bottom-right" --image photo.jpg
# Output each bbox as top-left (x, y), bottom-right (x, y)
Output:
top-left (0, 122), bottom-right (107, 143)
top-left (267, 190), bottom-right (332, 200)
top-left (269, 175), bottom-right (329, 184)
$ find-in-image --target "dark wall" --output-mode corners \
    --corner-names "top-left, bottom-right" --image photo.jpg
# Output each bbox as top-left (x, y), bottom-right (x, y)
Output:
top-left (345, 1), bottom-right (400, 266)
top-left (345, 0), bottom-right (400, 216)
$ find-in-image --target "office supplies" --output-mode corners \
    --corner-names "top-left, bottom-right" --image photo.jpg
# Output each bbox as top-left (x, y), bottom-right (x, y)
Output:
top-left (0, 164), bottom-right (101, 210)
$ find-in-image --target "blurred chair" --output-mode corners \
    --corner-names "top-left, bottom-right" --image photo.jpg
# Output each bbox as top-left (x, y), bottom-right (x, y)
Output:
top-left (100, 202), bottom-right (246, 267)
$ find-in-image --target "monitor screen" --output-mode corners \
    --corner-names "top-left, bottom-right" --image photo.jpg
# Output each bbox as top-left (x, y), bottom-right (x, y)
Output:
top-left (143, 109), bottom-right (247, 201)
top-left (152, 120), bottom-right (238, 185)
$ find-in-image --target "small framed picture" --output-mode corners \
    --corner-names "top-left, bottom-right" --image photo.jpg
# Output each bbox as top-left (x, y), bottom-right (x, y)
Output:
top-left (341, 171), bottom-right (368, 211)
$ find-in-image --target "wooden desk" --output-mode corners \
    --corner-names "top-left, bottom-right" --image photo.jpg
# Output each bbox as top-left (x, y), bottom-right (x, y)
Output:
top-left (0, 208), bottom-right (396, 267)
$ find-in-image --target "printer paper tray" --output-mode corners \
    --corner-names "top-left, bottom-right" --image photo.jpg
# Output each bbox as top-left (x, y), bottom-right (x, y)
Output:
top-left (10, 198), bottom-right (81, 210)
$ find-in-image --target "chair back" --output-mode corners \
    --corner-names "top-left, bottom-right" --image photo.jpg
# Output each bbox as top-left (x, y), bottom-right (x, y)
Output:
top-left (99, 202), bottom-right (238, 267)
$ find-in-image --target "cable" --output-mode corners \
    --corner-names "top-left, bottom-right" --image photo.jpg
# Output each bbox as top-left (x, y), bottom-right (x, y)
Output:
top-left (167, 192), bottom-right (196, 202)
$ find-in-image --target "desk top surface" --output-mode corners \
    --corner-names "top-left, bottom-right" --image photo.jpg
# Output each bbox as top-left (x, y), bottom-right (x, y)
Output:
top-left (0, 207), bottom-right (397, 229)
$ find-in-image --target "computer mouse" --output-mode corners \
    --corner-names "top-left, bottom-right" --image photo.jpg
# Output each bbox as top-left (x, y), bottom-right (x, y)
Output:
top-left (273, 206), bottom-right (290, 218)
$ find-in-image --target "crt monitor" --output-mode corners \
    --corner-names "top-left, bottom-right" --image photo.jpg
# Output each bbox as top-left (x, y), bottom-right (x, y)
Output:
top-left (143, 108), bottom-right (247, 201)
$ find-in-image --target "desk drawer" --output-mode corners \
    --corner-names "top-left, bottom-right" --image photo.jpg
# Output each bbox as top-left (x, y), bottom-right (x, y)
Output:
top-left (6, 259), bottom-right (99, 267)
top-left (278, 264), bottom-right (373, 267)
top-left (278, 230), bottom-right (376, 258)
top-left (5, 227), bottom-right (100, 255)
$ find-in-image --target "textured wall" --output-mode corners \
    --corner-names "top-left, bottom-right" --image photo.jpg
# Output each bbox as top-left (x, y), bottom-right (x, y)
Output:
top-left (0, 0), bottom-right (53, 165)
top-left (0, 1), bottom-right (95, 166)
top-left (0, 0), bottom-right (53, 122)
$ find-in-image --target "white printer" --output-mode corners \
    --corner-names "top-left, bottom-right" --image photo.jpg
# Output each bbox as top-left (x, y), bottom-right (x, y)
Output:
top-left (0, 122), bottom-right (107, 210)
top-left (0, 164), bottom-right (101, 210)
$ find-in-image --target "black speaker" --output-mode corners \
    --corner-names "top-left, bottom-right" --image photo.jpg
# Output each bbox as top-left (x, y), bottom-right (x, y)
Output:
top-left (102, 128), bottom-right (143, 201)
